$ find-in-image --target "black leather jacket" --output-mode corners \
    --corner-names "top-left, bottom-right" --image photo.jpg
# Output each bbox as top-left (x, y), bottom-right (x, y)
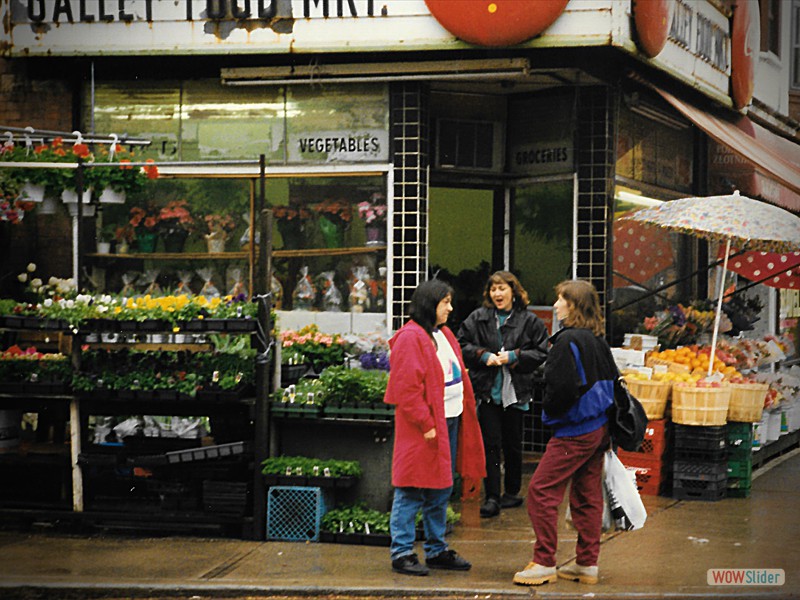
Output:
top-left (457, 306), bottom-right (548, 404)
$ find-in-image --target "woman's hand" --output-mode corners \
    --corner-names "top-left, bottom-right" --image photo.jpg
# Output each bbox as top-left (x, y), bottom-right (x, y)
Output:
top-left (423, 428), bottom-right (437, 440)
top-left (486, 352), bottom-right (510, 366)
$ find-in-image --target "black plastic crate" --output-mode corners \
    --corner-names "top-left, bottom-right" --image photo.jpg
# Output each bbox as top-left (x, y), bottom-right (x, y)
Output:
top-left (673, 424), bottom-right (726, 451)
top-left (673, 460), bottom-right (728, 481)
top-left (673, 446), bottom-right (727, 463)
top-left (672, 476), bottom-right (727, 501)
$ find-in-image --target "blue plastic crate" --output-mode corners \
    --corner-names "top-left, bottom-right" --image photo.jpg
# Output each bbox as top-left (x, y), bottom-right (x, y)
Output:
top-left (266, 486), bottom-right (329, 542)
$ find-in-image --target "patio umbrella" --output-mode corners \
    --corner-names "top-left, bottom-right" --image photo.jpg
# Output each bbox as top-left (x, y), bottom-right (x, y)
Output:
top-left (613, 218), bottom-right (674, 287)
top-left (719, 247), bottom-right (800, 290)
top-left (619, 190), bottom-right (800, 376)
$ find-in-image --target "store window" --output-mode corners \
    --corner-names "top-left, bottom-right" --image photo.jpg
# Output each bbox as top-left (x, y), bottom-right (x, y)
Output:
top-left (792, 0), bottom-right (800, 88)
top-left (85, 81), bottom-right (388, 165)
top-left (269, 174), bottom-right (389, 334)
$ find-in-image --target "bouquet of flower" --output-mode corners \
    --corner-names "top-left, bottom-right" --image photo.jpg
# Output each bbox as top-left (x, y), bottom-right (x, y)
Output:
top-left (357, 193), bottom-right (387, 224)
top-left (129, 203), bottom-right (161, 232)
top-left (159, 199), bottom-right (196, 235)
top-left (313, 199), bottom-right (352, 224)
top-left (204, 213), bottom-right (236, 235)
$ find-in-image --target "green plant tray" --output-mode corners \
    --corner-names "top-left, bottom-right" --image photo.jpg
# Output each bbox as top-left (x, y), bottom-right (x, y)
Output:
top-left (263, 474), bottom-right (357, 488)
top-left (270, 402), bottom-right (322, 418)
top-left (323, 404), bottom-right (393, 420)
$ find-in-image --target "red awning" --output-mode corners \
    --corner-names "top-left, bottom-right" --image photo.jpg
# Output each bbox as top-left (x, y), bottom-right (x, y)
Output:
top-left (651, 84), bottom-right (800, 212)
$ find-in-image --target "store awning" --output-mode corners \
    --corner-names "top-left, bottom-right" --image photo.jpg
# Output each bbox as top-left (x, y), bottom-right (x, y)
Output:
top-left (651, 84), bottom-right (800, 212)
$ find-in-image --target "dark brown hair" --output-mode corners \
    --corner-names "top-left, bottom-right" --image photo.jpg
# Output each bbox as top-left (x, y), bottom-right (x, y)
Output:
top-left (554, 279), bottom-right (604, 336)
top-left (482, 271), bottom-right (530, 309)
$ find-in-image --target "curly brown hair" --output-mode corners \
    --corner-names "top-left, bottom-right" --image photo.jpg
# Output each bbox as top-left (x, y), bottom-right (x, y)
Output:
top-left (554, 279), bottom-right (604, 336)
top-left (482, 271), bottom-right (530, 309)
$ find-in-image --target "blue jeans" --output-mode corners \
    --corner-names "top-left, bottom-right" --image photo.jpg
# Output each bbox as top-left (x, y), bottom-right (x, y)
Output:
top-left (390, 417), bottom-right (459, 561)
top-left (390, 485), bottom-right (452, 560)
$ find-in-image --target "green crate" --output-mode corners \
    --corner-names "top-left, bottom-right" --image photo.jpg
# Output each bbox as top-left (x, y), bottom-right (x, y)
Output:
top-left (726, 486), bottom-right (751, 498)
top-left (727, 458), bottom-right (753, 480)
top-left (727, 473), bottom-right (753, 489)
top-left (726, 422), bottom-right (754, 450)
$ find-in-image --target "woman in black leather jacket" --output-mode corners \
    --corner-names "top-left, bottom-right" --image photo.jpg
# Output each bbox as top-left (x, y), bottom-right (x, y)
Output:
top-left (457, 271), bottom-right (548, 518)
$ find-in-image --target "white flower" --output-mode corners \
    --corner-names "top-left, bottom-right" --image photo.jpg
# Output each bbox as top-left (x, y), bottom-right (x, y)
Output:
top-left (26, 263), bottom-right (36, 272)
top-left (17, 273), bottom-right (27, 283)
top-left (43, 298), bottom-right (53, 307)
top-left (65, 299), bottom-right (75, 309)
top-left (76, 294), bottom-right (92, 304)
top-left (49, 276), bottom-right (58, 286)
top-left (58, 299), bottom-right (67, 308)
top-left (31, 278), bottom-right (42, 289)
top-left (97, 305), bottom-right (108, 314)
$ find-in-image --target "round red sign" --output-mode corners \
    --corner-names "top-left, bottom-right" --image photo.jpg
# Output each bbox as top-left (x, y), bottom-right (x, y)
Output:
top-left (425, 0), bottom-right (569, 47)
top-left (632, 0), bottom-right (671, 58)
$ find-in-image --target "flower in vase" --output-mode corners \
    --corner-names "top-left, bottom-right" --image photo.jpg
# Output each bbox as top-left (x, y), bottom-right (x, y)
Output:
top-left (114, 224), bottom-right (136, 244)
top-left (357, 197), bottom-right (387, 225)
top-left (159, 199), bottom-right (196, 236)
top-left (204, 213), bottom-right (237, 235)
top-left (129, 203), bottom-right (161, 232)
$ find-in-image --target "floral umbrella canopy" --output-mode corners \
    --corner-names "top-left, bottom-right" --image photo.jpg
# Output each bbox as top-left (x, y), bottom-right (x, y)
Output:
top-left (619, 190), bottom-right (800, 376)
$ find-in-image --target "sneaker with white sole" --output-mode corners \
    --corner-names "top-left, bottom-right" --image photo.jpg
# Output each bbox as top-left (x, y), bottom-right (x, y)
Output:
top-left (513, 562), bottom-right (557, 586)
top-left (557, 562), bottom-right (598, 584)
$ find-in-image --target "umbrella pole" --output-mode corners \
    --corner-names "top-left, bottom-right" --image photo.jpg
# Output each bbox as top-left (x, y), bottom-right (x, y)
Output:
top-left (708, 237), bottom-right (732, 378)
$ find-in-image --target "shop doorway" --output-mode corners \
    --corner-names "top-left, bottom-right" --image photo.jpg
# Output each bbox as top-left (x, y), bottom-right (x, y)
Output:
top-left (429, 186), bottom-right (498, 329)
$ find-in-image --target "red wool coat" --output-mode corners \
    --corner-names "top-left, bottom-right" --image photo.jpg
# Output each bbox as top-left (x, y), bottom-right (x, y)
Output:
top-left (384, 321), bottom-right (486, 489)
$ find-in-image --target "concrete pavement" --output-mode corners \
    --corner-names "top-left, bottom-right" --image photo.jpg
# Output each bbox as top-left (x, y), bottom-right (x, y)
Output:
top-left (0, 449), bottom-right (798, 599)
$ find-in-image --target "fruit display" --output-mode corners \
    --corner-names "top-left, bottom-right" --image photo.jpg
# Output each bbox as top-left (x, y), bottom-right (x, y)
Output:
top-left (646, 345), bottom-right (742, 380)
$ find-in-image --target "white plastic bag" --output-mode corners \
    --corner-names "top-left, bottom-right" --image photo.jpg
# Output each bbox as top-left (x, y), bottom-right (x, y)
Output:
top-left (604, 449), bottom-right (647, 531)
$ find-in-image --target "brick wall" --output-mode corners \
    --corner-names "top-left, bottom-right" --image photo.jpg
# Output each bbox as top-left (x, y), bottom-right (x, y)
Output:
top-left (0, 58), bottom-right (76, 298)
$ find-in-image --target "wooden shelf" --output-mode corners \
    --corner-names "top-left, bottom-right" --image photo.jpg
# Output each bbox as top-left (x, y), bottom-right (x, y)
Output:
top-left (273, 245), bottom-right (386, 258)
top-left (87, 252), bottom-right (248, 260)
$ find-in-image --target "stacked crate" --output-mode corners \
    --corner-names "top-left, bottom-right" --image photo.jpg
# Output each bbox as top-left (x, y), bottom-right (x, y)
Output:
top-left (672, 425), bottom-right (728, 501)
top-left (726, 422), bottom-right (754, 498)
top-left (616, 419), bottom-right (672, 496)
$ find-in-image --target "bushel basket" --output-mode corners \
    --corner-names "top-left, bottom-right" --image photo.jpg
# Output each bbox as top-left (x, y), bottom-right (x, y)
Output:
top-left (624, 378), bottom-right (671, 420)
top-left (727, 382), bottom-right (769, 423)
top-left (672, 384), bottom-right (731, 426)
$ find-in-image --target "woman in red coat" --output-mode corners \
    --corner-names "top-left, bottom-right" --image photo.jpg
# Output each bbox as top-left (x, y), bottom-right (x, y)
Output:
top-left (384, 279), bottom-right (486, 576)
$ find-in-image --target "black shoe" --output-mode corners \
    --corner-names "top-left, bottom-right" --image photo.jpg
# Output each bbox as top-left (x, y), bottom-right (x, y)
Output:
top-left (392, 553), bottom-right (429, 576)
top-left (426, 549), bottom-right (472, 571)
top-left (500, 493), bottom-right (523, 508)
top-left (480, 498), bottom-right (500, 518)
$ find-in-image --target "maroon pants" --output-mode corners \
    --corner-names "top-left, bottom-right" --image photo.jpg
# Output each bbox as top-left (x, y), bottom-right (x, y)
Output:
top-left (526, 425), bottom-right (609, 567)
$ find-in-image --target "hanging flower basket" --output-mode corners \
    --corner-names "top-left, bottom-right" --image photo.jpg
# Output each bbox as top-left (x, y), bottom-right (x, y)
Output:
top-left (20, 182), bottom-right (45, 203)
top-left (98, 187), bottom-right (126, 204)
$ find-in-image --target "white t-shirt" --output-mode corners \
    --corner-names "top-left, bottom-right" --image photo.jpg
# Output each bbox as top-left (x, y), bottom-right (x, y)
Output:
top-left (432, 329), bottom-right (464, 418)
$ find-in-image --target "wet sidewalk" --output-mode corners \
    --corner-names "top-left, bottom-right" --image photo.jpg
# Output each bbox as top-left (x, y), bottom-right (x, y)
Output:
top-left (0, 449), bottom-right (798, 599)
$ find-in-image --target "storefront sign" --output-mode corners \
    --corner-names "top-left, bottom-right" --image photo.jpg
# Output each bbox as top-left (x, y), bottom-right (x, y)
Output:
top-left (288, 129), bottom-right (388, 162)
top-left (424, 0), bottom-right (568, 47)
top-left (509, 142), bottom-right (572, 176)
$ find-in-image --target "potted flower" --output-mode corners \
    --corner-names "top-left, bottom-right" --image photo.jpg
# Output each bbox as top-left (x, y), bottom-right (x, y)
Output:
top-left (203, 212), bottom-right (237, 253)
top-left (273, 204), bottom-right (311, 250)
top-left (128, 203), bottom-right (161, 252)
top-left (88, 144), bottom-right (158, 204)
top-left (114, 224), bottom-right (135, 254)
top-left (313, 199), bottom-right (352, 248)
top-left (357, 192), bottom-right (387, 245)
top-left (158, 199), bottom-right (196, 253)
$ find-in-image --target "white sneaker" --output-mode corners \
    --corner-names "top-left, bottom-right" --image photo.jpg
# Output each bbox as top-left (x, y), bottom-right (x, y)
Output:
top-left (513, 562), bottom-right (557, 586)
top-left (557, 562), bottom-right (599, 584)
